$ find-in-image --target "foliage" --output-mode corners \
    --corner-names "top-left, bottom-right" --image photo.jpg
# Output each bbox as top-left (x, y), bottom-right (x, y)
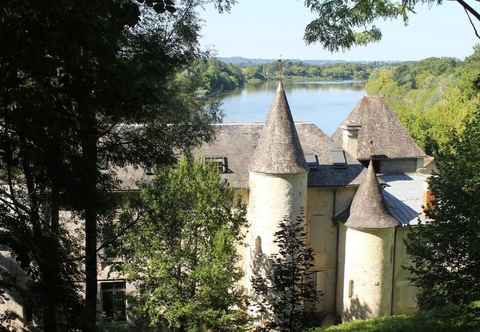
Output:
top-left (309, 304), bottom-right (480, 332)
top-left (241, 61), bottom-right (390, 82)
top-left (251, 214), bottom-right (317, 332)
top-left (366, 49), bottom-right (480, 154)
top-left (405, 108), bottom-right (480, 309)
top-left (303, 0), bottom-right (480, 51)
top-left (119, 159), bottom-right (249, 332)
top-left (184, 58), bottom-right (246, 94)
top-left (0, 0), bottom-right (233, 330)
top-left (182, 59), bottom-right (387, 95)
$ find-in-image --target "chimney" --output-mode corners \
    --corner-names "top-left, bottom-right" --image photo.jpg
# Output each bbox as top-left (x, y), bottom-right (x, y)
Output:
top-left (342, 122), bottom-right (362, 160)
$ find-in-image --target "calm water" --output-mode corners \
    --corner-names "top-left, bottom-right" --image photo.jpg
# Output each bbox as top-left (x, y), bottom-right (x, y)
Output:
top-left (220, 81), bottom-right (366, 135)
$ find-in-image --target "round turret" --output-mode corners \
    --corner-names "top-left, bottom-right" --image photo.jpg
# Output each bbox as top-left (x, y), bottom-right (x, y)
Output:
top-left (244, 81), bottom-right (308, 290)
top-left (342, 161), bottom-right (400, 320)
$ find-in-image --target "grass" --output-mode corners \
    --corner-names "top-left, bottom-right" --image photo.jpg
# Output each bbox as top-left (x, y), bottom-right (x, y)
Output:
top-left (308, 308), bottom-right (480, 332)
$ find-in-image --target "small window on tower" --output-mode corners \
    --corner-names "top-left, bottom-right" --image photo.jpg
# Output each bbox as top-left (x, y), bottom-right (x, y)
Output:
top-left (205, 157), bottom-right (229, 173)
top-left (349, 280), bottom-right (354, 298)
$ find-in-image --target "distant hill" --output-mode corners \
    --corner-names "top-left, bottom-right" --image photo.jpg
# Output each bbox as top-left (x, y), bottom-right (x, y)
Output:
top-left (217, 56), bottom-right (398, 67)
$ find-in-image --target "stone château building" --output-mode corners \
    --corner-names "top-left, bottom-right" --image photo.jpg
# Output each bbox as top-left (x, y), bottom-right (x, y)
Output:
top-left (198, 81), bottom-right (430, 322)
top-left (1, 81), bottom-right (432, 329)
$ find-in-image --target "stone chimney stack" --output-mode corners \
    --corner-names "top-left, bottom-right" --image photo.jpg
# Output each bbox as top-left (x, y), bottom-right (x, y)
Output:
top-left (342, 122), bottom-right (362, 160)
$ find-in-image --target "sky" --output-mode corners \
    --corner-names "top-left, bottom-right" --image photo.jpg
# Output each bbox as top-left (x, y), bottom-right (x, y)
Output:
top-left (199, 0), bottom-right (480, 61)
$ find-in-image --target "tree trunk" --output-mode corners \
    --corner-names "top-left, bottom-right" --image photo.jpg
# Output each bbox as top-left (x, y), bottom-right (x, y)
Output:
top-left (43, 184), bottom-right (60, 332)
top-left (82, 109), bottom-right (98, 332)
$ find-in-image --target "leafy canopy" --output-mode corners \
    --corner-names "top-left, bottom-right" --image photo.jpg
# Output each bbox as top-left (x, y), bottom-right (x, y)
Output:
top-left (251, 215), bottom-right (317, 332)
top-left (119, 159), bottom-right (248, 331)
top-left (303, 0), bottom-right (478, 51)
top-left (406, 108), bottom-right (480, 309)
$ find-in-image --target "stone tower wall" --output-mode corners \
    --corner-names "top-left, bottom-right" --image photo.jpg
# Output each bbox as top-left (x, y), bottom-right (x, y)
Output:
top-left (243, 171), bottom-right (307, 290)
top-left (342, 227), bottom-right (395, 320)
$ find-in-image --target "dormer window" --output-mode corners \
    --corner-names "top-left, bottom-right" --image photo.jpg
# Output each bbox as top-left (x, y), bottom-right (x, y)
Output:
top-left (331, 149), bottom-right (347, 168)
top-left (305, 154), bottom-right (319, 168)
top-left (205, 156), bottom-right (229, 173)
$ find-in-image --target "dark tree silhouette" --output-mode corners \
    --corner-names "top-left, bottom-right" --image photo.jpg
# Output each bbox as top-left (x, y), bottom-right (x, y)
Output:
top-left (251, 214), bottom-right (317, 332)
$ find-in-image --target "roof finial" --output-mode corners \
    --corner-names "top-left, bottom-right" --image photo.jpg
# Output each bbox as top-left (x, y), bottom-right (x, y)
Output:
top-left (276, 56), bottom-right (284, 82)
top-left (369, 139), bottom-right (374, 160)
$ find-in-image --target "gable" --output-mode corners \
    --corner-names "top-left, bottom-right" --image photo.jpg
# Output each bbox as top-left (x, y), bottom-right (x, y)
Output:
top-left (332, 97), bottom-right (425, 160)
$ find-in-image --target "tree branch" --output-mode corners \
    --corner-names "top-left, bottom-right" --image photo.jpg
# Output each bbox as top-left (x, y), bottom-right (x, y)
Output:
top-left (464, 5), bottom-right (480, 39)
top-left (457, 0), bottom-right (480, 22)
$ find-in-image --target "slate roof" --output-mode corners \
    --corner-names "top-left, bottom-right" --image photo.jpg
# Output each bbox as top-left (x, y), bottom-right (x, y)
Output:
top-left (197, 122), bottom-right (365, 188)
top-left (332, 96), bottom-right (425, 160)
top-left (381, 173), bottom-right (429, 226)
top-left (250, 81), bottom-right (306, 174)
top-left (345, 160), bottom-right (401, 229)
top-left (114, 123), bottom-right (365, 190)
top-left (335, 172), bottom-right (429, 226)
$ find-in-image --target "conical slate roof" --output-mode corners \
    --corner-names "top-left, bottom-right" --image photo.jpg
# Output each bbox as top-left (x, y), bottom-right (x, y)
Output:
top-left (332, 96), bottom-right (425, 160)
top-left (249, 81), bottom-right (306, 174)
top-left (345, 160), bottom-right (400, 229)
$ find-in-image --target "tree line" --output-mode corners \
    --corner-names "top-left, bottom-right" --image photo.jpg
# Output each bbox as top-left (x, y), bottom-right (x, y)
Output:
top-left (186, 59), bottom-right (393, 94)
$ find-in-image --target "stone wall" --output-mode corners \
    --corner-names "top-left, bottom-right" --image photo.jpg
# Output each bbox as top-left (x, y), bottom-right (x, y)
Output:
top-left (342, 227), bottom-right (395, 320)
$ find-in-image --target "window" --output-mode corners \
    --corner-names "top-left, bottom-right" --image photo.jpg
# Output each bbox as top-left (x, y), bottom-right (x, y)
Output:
top-left (331, 149), bottom-right (347, 168)
top-left (348, 280), bottom-right (354, 298)
top-left (205, 157), bottom-right (229, 173)
top-left (101, 281), bottom-right (126, 321)
top-left (308, 271), bottom-right (326, 299)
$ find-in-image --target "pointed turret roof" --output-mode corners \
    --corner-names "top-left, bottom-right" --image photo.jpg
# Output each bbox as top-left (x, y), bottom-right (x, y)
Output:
top-left (332, 96), bottom-right (425, 160)
top-left (345, 160), bottom-right (400, 229)
top-left (249, 81), bottom-right (306, 174)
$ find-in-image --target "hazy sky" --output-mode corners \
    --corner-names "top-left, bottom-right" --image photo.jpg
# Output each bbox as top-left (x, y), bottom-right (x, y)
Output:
top-left (199, 0), bottom-right (479, 61)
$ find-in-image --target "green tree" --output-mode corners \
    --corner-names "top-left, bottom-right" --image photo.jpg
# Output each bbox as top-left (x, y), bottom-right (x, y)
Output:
top-left (0, 0), bottom-right (235, 330)
top-left (251, 215), bottom-right (317, 332)
top-left (119, 159), bottom-right (248, 332)
top-left (303, 0), bottom-right (480, 51)
top-left (406, 109), bottom-right (480, 309)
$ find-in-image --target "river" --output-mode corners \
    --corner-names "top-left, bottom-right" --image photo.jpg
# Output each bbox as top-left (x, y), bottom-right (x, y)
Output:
top-left (220, 81), bottom-right (366, 135)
